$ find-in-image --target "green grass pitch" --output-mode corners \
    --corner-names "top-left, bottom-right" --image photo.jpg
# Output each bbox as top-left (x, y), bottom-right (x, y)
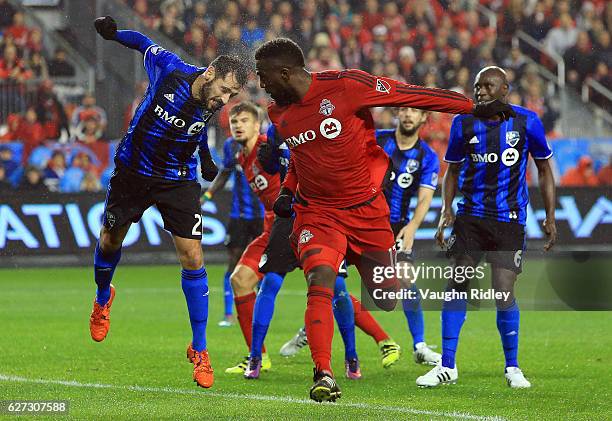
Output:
top-left (0, 263), bottom-right (610, 420)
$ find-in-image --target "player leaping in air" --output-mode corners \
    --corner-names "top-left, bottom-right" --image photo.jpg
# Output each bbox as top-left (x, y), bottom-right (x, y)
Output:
top-left (88, 16), bottom-right (247, 389)
top-left (417, 66), bottom-right (556, 389)
top-left (254, 38), bottom-right (516, 402)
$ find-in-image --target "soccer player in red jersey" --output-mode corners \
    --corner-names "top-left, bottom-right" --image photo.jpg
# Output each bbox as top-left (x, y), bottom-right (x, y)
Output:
top-left (221, 102), bottom-right (279, 374)
top-left (254, 38), bottom-right (515, 402)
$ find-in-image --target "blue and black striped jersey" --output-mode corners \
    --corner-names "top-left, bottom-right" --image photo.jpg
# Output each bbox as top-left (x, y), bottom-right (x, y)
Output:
top-left (376, 129), bottom-right (439, 224)
top-left (222, 137), bottom-right (264, 220)
top-left (445, 104), bottom-right (553, 225)
top-left (116, 38), bottom-right (214, 181)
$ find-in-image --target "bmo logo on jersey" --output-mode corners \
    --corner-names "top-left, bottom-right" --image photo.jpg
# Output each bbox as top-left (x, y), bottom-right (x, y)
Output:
top-left (154, 105), bottom-right (205, 135)
top-left (319, 118), bottom-right (342, 139)
top-left (471, 149), bottom-right (520, 166)
top-left (285, 129), bottom-right (316, 148)
top-left (389, 171), bottom-right (414, 188)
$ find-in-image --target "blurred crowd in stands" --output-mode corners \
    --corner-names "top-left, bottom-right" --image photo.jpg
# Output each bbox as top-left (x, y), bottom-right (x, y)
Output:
top-left (0, 0), bottom-right (610, 193)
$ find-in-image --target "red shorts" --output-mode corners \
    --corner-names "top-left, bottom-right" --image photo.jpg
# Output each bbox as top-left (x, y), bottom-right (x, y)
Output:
top-left (237, 211), bottom-right (275, 277)
top-left (291, 193), bottom-right (395, 274)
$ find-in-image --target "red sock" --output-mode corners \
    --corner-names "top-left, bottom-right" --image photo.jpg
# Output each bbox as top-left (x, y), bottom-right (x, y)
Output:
top-left (305, 285), bottom-right (334, 374)
top-left (350, 294), bottom-right (389, 343)
top-left (234, 293), bottom-right (266, 353)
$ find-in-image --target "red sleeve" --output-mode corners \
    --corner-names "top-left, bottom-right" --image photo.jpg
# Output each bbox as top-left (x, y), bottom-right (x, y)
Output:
top-left (342, 69), bottom-right (474, 115)
top-left (282, 154), bottom-right (297, 194)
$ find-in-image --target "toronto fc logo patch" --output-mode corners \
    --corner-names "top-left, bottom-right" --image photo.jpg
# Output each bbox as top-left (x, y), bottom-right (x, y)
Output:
top-left (299, 229), bottom-right (314, 244)
top-left (319, 98), bottom-right (335, 116)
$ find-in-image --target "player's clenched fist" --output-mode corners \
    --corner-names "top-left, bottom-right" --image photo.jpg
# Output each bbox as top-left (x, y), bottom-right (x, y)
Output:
top-left (473, 99), bottom-right (516, 121)
top-left (435, 210), bottom-right (455, 249)
top-left (94, 16), bottom-right (117, 40)
top-left (273, 188), bottom-right (294, 218)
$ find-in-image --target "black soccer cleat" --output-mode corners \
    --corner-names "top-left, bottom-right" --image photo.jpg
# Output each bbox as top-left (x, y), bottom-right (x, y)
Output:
top-left (309, 369), bottom-right (342, 402)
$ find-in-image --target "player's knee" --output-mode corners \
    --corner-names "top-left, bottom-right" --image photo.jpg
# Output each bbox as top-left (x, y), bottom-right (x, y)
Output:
top-left (307, 265), bottom-right (336, 289)
top-left (98, 228), bottom-right (122, 254)
top-left (178, 247), bottom-right (203, 270)
top-left (230, 271), bottom-right (252, 295)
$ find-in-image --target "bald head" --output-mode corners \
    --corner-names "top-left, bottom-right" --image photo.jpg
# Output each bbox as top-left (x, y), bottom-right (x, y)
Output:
top-left (474, 66), bottom-right (509, 104)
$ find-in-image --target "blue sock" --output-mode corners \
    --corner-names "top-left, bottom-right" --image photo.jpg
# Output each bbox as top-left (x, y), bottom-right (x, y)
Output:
top-left (181, 267), bottom-right (209, 352)
top-left (333, 276), bottom-right (358, 360)
top-left (94, 242), bottom-right (121, 306)
top-left (441, 294), bottom-right (467, 369)
top-left (402, 285), bottom-right (425, 349)
top-left (497, 300), bottom-right (520, 368)
top-left (251, 272), bottom-right (284, 358)
top-left (223, 271), bottom-right (233, 316)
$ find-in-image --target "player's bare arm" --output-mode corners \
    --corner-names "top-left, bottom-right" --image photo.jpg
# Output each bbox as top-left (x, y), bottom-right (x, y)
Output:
top-left (534, 158), bottom-right (557, 251)
top-left (436, 164), bottom-right (460, 248)
top-left (398, 186), bottom-right (435, 252)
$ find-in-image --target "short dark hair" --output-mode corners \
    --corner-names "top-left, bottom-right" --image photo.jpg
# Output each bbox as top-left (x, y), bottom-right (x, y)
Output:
top-left (229, 101), bottom-right (260, 121)
top-left (209, 55), bottom-right (249, 86)
top-left (255, 38), bottom-right (305, 68)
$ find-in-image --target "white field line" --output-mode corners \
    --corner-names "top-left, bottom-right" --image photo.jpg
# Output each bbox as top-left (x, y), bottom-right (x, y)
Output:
top-left (0, 374), bottom-right (505, 421)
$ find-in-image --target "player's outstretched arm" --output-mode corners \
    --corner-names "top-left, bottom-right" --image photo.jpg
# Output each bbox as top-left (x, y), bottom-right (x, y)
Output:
top-left (342, 70), bottom-right (515, 120)
top-left (435, 164), bottom-right (460, 248)
top-left (535, 159), bottom-right (557, 251)
top-left (94, 16), bottom-right (154, 54)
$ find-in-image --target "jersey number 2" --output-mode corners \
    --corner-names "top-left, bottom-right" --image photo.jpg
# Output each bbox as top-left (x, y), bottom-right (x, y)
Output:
top-left (192, 214), bottom-right (202, 236)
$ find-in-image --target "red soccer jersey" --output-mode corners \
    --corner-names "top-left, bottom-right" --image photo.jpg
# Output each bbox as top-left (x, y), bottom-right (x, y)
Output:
top-left (237, 134), bottom-right (282, 211)
top-left (267, 69), bottom-right (474, 208)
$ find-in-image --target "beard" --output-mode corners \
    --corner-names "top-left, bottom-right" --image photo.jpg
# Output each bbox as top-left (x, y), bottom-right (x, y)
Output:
top-left (199, 80), bottom-right (223, 112)
top-left (398, 122), bottom-right (419, 137)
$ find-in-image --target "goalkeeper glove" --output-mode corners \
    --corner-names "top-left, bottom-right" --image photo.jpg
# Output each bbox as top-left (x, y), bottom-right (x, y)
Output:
top-left (94, 16), bottom-right (118, 40)
top-left (273, 187), bottom-right (294, 218)
top-left (473, 99), bottom-right (516, 121)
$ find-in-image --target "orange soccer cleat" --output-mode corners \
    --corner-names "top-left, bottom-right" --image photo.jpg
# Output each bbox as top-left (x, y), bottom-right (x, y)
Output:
top-left (187, 343), bottom-right (214, 388)
top-left (89, 285), bottom-right (116, 342)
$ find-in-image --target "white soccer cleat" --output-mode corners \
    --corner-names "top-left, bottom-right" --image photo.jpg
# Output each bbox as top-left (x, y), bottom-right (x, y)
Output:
top-left (505, 367), bottom-right (531, 388)
top-left (413, 342), bottom-right (442, 366)
top-left (416, 364), bottom-right (458, 387)
top-left (279, 327), bottom-right (308, 357)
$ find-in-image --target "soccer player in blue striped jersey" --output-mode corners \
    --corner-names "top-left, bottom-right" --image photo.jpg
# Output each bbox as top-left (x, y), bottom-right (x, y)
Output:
top-left (88, 16), bottom-right (247, 389)
top-left (203, 137), bottom-right (265, 327)
top-left (376, 107), bottom-right (442, 366)
top-left (417, 66), bottom-right (557, 389)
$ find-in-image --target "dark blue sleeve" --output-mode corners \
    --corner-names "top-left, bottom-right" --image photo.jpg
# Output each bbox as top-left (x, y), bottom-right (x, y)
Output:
top-left (114, 30), bottom-right (154, 54)
top-left (375, 129), bottom-right (385, 147)
top-left (526, 112), bottom-right (553, 159)
top-left (444, 116), bottom-right (466, 163)
top-left (420, 148), bottom-right (440, 190)
top-left (222, 138), bottom-right (236, 170)
top-left (260, 124), bottom-right (284, 175)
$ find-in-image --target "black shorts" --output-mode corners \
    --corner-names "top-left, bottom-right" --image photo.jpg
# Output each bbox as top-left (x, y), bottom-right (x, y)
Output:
top-left (446, 214), bottom-right (526, 274)
top-left (103, 164), bottom-right (202, 239)
top-left (391, 222), bottom-right (415, 263)
top-left (225, 217), bottom-right (263, 249)
top-left (258, 216), bottom-right (299, 274)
